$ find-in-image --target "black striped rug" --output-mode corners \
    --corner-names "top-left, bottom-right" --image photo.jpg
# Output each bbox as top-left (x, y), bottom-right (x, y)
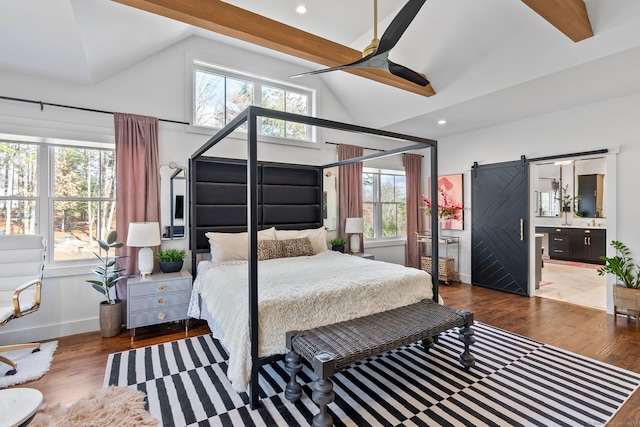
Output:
top-left (104, 323), bottom-right (640, 426)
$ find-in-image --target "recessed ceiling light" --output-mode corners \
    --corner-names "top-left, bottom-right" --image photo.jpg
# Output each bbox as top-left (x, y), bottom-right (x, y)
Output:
top-left (296, 4), bottom-right (308, 14)
top-left (438, 119), bottom-right (447, 125)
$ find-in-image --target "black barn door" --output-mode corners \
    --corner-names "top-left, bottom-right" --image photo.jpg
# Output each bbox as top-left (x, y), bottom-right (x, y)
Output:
top-left (471, 158), bottom-right (529, 295)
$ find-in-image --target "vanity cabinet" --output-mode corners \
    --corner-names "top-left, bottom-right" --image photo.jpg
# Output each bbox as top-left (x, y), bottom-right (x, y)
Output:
top-left (547, 227), bottom-right (605, 264)
top-left (548, 228), bottom-right (571, 260)
top-left (570, 228), bottom-right (606, 264)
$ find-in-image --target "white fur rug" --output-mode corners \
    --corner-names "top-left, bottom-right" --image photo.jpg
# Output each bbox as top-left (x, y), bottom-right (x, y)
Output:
top-left (0, 341), bottom-right (58, 388)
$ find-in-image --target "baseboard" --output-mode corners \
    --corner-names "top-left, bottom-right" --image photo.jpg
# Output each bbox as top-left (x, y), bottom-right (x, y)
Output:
top-left (0, 318), bottom-right (100, 345)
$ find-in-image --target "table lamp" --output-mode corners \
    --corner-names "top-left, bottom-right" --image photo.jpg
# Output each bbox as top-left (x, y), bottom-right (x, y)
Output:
top-left (345, 217), bottom-right (364, 254)
top-left (126, 222), bottom-right (161, 276)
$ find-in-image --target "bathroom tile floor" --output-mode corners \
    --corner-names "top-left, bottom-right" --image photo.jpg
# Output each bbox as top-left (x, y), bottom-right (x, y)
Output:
top-left (535, 258), bottom-right (606, 310)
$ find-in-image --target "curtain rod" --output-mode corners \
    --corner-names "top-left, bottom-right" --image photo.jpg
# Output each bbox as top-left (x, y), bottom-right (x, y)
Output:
top-left (325, 141), bottom-right (424, 157)
top-left (0, 95), bottom-right (190, 125)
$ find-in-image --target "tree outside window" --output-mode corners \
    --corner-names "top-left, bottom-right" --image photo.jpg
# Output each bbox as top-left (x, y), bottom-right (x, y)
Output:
top-left (0, 142), bottom-right (38, 235)
top-left (363, 169), bottom-right (406, 239)
top-left (193, 63), bottom-right (313, 142)
top-left (0, 140), bottom-right (116, 262)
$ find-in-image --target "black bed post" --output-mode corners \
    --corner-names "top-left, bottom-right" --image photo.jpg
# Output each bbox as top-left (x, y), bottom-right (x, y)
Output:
top-left (247, 107), bottom-right (261, 410)
top-left (430, 143), bottom-right (439, 303)
top-left (189, 157), bottom-right (197, 277)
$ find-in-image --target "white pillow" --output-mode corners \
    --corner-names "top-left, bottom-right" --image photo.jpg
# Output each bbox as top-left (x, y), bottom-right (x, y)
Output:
top-left (275, 227), bottom-right (328, 255)
top-left (205, 227), bottom-right (276, 263)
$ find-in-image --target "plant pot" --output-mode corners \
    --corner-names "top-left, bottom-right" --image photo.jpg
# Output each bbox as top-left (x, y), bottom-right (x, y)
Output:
top-left (332, 245), bottom-right (345, 253)
top-left (159, 260), bottom-right (183, 273)
top-left (99, 299), bottom-right (123, 338)
top-left (613, 285), bottom-right (640, 317)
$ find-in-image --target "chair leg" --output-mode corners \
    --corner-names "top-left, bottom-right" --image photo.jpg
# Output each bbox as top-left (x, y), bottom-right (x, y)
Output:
top-left (0, 342), bottom-right (41, 375)
top-left (0, 355), bottom-right (17, 374)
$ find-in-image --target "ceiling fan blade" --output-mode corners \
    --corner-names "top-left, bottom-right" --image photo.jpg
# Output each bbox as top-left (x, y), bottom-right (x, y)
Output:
top-left (375, 0), bottom-right (426, 55)
top-left (290, 55), bottom-right (372, 78)
top-left (387, 60), bottom-right (430, 87)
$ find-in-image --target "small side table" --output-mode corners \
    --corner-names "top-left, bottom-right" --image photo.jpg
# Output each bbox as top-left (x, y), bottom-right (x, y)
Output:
top-left (127, 271), bottom-right (192, 342)
top-left (354, 253), bottom-right (374, 260)
top-left (0, 387), bottom-right (42, 426)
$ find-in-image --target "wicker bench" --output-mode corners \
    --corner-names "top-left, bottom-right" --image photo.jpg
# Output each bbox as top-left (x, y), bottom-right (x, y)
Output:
top-left (284, 299), bottom-right (474, 427)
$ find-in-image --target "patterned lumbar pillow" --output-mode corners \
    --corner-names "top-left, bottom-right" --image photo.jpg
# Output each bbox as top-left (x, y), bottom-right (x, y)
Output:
top-left (277, 237), bottom-right (315, 258)
top-left (257, 239), bottom-right (282, 261)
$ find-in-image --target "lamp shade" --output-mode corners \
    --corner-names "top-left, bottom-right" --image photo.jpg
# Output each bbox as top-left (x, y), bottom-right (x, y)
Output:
top-left (345, 217), bottom-right (364, 234)
top-left (126, 222), bottom-right (161, 247)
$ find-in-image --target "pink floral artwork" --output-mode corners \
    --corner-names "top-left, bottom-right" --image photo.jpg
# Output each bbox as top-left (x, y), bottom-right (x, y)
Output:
top-left (423, 173), bottom-right (464, 230)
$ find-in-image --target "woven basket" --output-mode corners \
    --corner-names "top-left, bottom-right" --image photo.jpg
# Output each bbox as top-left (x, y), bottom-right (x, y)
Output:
top-left (421, 256), bottom-right (455, 282)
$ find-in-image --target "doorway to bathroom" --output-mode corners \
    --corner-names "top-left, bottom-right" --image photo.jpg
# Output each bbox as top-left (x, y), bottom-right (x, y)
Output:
top-left (531, 153), bottom-right (610, 311)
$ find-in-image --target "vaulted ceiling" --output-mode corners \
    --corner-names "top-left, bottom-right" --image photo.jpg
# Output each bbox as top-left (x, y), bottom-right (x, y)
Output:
top-left (2, 0), bottom-right (640, 138)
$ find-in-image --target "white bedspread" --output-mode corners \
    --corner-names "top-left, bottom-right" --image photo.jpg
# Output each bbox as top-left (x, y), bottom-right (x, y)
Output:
top-left (193, 251), bottom-right (433, 392)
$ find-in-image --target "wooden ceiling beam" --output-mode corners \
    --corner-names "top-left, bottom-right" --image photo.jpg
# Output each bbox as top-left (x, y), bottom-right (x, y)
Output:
top-left (521, 0), bottom-right (593, 42)
top-left (113, 0), bottom-right (435, 97)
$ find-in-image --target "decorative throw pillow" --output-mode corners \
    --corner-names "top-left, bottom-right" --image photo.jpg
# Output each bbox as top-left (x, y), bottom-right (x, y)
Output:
top-left (275, 227), bottom-right (328, 254)
top-left (257, 239), bottom-right (282, 261)
top-left (278, 237), bottom-right (315, 258)
top-left (205, 227), bottom-right (276, 263)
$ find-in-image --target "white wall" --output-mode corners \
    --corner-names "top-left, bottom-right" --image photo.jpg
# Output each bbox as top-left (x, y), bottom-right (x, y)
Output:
top-left (430, 92), bottom-right (640, 312)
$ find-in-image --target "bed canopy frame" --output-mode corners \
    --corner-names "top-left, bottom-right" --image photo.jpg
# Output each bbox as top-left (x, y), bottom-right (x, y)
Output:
top-left (189, 105), bottom-right (439, 408)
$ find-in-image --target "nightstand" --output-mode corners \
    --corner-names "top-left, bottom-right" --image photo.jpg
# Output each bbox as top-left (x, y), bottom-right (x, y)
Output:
top-left (127, 271), bottom-right (192, 342)
top-left (354, 253), bottom-right (375, 260)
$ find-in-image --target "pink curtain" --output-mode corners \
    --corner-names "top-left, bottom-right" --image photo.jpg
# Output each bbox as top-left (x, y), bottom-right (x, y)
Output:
top-left (114, 113), bottom-right (161, 302)
top-left (338, 144), bottom-right (363, 253)
top-left (404, 153), bottom-right (423, 268)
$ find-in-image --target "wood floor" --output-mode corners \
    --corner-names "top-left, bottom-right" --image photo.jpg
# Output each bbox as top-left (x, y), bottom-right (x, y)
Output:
top-left (10, 282), bottom-right (640, 424)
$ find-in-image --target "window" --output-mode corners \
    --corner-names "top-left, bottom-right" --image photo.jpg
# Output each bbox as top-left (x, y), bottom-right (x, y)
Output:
top-left (0, 139), bottom-right (116, 263)
top-left (363, 168), bottom-right (407, 239)
top-left (193, 61), bottom-right (314, 142)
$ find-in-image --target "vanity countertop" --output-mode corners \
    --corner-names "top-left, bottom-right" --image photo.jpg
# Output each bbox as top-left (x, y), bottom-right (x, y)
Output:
top-left (535, 225), bottom-right (606, 230)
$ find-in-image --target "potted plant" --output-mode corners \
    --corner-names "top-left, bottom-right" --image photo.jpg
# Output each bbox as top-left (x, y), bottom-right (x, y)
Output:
top-left (86, 230), bottom-right (127, 338)
top-left (157, 248), bottom-right (186, 273)
top-left (330, 238), bottom-right (346, 253)
top-left (597, 240), bottom-right (640, 322)
top-left (555, 184), bottom-right (582, 224)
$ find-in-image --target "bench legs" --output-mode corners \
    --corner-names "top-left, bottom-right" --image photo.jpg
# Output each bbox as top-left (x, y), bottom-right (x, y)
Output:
top-left (284, 351), bottom-right (302, 402)
top-left (458, 311), bottom-right (475, 370)
top-left (285, 350), bottom-right (335, 427)
top-left (311, 379), bottom-right (335, 427)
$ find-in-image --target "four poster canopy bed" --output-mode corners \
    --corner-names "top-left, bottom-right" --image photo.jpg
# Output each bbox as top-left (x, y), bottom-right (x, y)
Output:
top-left (186, 106), bottom-right (474, 418)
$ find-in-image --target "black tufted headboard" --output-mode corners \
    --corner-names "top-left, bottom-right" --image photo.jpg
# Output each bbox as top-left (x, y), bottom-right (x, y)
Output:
top-left (190, 156), bottom-right (322, 253)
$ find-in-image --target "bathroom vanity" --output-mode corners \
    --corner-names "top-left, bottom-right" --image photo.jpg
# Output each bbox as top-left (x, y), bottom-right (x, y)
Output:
top-left (535, 226), bottom-right (606, 265)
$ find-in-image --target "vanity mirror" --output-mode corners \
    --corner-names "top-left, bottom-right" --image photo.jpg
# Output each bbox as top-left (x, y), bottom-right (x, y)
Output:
top-left (574, 157), bottom-right (606, 218)
top-left (534, 157), bottom-right (606, 219)
top-left (534, 163), bottom-right (561, 217)
top-left (160, 163), bottom-right (186, 240)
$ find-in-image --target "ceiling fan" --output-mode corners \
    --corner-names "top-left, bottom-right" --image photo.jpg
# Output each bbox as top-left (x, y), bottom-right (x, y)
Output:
top-left (291, 0), bottom-right (429, 87)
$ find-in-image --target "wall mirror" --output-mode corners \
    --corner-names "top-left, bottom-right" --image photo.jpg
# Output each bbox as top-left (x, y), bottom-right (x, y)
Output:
top-left (574, 157), bottom-right (606, 218)
top-left (323, 169), bottom-right (337, 231)
top-left (534, 162), bottom-right (561, 217)
top-left (160, 163), bottom-right (186, 240)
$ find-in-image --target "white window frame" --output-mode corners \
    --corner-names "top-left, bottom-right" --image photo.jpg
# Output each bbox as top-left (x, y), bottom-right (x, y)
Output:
top-left (0, 136), bottom-right (115, 267)
top-left (191, 59), bottom-right (317, 146)
top-left (363, 167), bottom-right (407, 241)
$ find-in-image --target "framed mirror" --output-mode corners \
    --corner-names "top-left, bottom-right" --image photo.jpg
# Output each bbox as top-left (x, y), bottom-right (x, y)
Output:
top-left (323, 168), bottom-right (337, 231)
top-left (535, 162), bottom-right (561, 217)
top-left (574, 157), bottom-right (606, 218)
top-left (160, 164), bottom-right (186, 240)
